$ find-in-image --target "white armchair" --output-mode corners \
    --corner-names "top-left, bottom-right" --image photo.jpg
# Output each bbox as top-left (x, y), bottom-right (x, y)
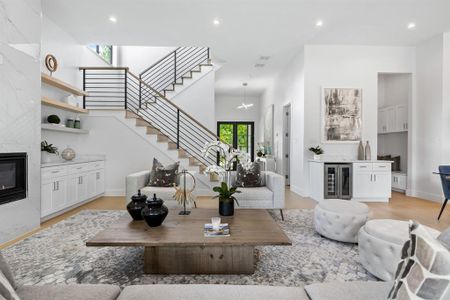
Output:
top-left (230, 171), bottom-right (286, 220)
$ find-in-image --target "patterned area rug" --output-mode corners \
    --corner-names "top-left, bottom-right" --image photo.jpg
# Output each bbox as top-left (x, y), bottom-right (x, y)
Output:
top-left (2, 209), bottom-right (375, 287)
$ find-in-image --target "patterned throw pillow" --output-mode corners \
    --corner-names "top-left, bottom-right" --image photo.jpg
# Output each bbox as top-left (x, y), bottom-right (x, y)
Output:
top-left (0, 271), bottom-right (19, 300)
top-left (388, 221), bottom-right (450, 300)
top-left (148, 158), bottom-right (179, 187)
top-left (235, 162), bottom-right (263, 187)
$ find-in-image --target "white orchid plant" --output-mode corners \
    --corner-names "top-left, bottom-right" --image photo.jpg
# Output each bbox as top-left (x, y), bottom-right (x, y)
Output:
top-left (202, 140), bottom-right (250, 184)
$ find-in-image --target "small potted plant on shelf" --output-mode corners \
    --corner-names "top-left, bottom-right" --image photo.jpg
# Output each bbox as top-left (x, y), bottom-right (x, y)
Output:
top-left (309, 145), bottom-right (324, 161)
top-left (212, 181), bottom-right (241, 216)
top-left (41, 141), bottom-right (59, 163)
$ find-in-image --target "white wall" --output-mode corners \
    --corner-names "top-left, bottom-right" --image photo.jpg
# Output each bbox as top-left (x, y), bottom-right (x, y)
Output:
top-left (42, 112), bottom-right (184, 196)
top-left (41, 16), bottom-right (109, 108)
top-left (117, 46), bottom-right (176, 74)
top-left (171, 70), bottom-right (216, 131)
top-left (0, 0), bottom-right (41, 243)
top-left (413, 34), bottom-right (449, 201)
top-left (259, 50), bottom-right (305, 195)
top-left (215, 94), bottom-right (261, 140)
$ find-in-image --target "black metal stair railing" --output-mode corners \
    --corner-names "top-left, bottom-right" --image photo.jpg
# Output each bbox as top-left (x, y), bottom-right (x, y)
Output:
top-left (80, 67), bottom-right (218, 167)
top-left (139, 47), bottom-right (210, 96)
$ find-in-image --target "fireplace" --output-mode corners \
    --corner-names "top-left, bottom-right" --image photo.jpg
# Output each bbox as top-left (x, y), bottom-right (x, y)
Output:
top-left (0, 153), bottom-right (27, 205)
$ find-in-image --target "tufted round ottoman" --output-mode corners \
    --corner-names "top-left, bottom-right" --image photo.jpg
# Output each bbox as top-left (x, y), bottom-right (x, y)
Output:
top-left (314, 200), bottom-right (369, 243)
top-left (358, 219), bottom-right (440, 281)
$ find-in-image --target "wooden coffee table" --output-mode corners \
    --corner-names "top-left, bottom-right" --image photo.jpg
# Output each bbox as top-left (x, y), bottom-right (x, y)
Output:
top-left (86, 209), bottom-right (291, 274)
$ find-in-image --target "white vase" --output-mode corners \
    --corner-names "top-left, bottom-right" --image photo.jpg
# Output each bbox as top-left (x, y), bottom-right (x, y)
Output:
top-left (313, 154), bottom-right (321, 161)
top-left (41, 152), bottom-right (57, 163)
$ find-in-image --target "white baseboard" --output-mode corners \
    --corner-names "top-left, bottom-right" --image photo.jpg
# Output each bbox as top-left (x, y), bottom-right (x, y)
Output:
top-left (289, 185), bottom-right (309, 197)
top-left (105, 189), bottom-right (125, 197)
top-left (408, 189), bottom-right (443, 203)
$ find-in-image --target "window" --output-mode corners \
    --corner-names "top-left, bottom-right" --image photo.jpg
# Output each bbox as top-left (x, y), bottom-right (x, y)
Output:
top-left (217, 122), bottom-right (254, 168)
top-left (88, 44), bottom-right (113, 64)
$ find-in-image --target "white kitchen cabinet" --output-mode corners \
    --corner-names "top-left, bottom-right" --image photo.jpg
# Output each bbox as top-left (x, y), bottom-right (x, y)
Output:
top-left (353, 162), bottom-right (392, 201)
top-left (41, 160), bottom-right (105, 219)
top-left (95, 169), bottom-right (105, 195)
top-left (40, 177), bottom-right (67, 217)
top-left (395, 105), bottom-right (408, 132)
top-left (378, 105), bottom-right (408, 134)
top-left (392, 172), bottom-right (407, 191)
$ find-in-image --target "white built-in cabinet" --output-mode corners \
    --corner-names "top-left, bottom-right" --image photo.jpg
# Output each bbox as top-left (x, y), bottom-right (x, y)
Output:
top-left (378, 105), bottom-right (408, 134)
top-left (352, 162), bottom-right (392, 201)
top-left (392, 172), bottom-right (407, 192)
top-left (41, 161), bottom-right (105, 218)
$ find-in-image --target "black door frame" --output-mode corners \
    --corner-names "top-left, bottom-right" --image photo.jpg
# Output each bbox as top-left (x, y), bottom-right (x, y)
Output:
top-left (217, 121), bottom-right (255, 163)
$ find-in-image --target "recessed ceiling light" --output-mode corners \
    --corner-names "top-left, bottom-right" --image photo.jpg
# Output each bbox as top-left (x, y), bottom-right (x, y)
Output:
top-left (109, 16), bottom-right (117, 23)
top-left (259, 56), bottom-right (270, 61)
top-left (315, 19), bottom-right (323, 28)
top-left (213, 18), bottom-right (221, 26)
top-left (407, 22), bottom-right (416, 29)
top-left (254, 63), bottom-right (265, 68)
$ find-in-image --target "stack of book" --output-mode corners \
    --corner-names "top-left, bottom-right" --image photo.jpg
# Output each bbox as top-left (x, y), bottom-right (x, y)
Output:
top-left (204, 223), bottom-right (230, 237)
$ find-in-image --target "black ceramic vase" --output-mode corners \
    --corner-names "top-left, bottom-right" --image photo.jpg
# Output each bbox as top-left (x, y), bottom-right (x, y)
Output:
top-left (142, 194), bottom-right (169, 227)
top-left (127, 190), bottom-right (147, 220)
top-left (219, 199), bottom-right (234, 216)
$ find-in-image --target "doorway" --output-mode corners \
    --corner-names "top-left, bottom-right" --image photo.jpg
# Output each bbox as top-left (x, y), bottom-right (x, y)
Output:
top-left (217, 122), bottom-right (255, 164)
top-left (282, 104), bottom-right (291, 185)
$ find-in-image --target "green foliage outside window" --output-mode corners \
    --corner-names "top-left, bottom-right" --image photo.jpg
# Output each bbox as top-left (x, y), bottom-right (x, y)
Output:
top-left (88, 44), bottom-right (113, 64)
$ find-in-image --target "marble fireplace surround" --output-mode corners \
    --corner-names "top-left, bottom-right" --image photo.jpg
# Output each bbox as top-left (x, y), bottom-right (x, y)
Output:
top-left (0, 0), bottom-right (42, 243)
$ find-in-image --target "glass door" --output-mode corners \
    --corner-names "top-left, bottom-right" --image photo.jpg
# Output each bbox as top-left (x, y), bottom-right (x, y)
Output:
top-left (217, 122), bottom-right (254, 167)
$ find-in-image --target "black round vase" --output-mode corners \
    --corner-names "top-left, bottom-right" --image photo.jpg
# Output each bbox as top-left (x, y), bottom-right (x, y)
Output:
top-left (142, 194), bottom-right (169, 227)
top-left (127, 190), bottom-right (147, 220)
top-left (219, 199), bottom-right (234, 216)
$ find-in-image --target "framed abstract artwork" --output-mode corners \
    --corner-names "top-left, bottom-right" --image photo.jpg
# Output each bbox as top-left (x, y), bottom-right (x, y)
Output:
top-left (322, 87), bottom-right (362, 143)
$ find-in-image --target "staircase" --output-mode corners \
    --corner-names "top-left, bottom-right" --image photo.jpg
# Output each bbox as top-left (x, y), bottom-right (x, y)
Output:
top-left (79, 47), bottom-right (218, 175)
top-left (139, 47), bottom-right (212, 98)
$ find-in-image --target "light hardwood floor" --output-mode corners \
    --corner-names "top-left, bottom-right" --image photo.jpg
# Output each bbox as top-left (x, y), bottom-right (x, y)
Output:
top-left (1, 189), bottom-right (448, 250)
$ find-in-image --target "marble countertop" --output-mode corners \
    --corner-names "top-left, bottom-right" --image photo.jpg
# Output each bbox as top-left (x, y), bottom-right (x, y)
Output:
top-left (308, 159), bottom-right (393, 163)
top-left (41, 155), bottom-right (105, 168)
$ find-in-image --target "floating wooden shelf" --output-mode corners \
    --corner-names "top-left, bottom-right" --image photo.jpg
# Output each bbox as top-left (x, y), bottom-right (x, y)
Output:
top-left (41, 73), bottom-right (88, 96)
top-left (41, 123), bottom-right (89, 134)
top-left (41, 96), bottom-right (88, 113)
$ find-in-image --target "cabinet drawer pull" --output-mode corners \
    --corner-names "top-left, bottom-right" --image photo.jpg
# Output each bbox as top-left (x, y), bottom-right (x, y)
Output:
top-left (51, 170), bottom-right (59, 173)
top-left (76, 167), bottom-right (83, 170)
top-left (360, 166), bottom-right (367, 168)
top-left (378, 166), bottom-right (386, 168)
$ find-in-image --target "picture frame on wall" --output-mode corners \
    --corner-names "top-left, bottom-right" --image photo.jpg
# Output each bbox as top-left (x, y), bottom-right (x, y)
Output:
top-left (321, 87), bottom-right (362, 143)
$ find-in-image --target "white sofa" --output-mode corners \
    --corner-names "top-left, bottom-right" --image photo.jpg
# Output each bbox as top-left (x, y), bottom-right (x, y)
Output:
top-left (126, 170), bottom-right (285, 218)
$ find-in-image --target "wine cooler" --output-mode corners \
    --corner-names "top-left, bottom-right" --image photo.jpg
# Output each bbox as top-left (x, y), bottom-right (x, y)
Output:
top-left (324, 163), bottom-right (352, 200)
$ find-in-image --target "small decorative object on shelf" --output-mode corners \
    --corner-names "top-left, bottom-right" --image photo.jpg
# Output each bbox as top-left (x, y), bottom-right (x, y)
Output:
top-left (213, 182), bottom-right (240, 216)
top-left (358, 141), bottom-right (365, 160)
top-left (173, 170), bottom-right (196, 215)
top-left (41, 141), bottom-right (58, 163)
top-left (74, 116), bottom-right (81, 129)
top-left (142, 194), bottom-right (169, 227)
top-left (309, 145), bottom-right (324, 161)
top-left (61, 146), bottom-right (76, 161)
top-left (364, 141), bottom-right (372, 160)
top-left (127, 190), bottom-right (147, 221)
top-left (66, 118), bottom-right (74, 128)
top-left (44, 54), bottom-right (58, 76)
top-left (47, 114), bottom-right (61, 124)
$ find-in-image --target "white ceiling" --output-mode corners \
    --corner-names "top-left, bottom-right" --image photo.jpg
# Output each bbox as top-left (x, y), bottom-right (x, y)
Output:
top-left (42, 0), bottom-right (450, 96)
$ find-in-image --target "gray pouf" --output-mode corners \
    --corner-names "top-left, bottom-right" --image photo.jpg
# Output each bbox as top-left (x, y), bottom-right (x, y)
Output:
top-left (314, 200), bottom-right (369, 243)
top-left (358, 219), bottom-right (440, 281)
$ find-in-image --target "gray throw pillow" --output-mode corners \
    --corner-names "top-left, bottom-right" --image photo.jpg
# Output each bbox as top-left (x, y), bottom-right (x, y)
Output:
top-left (235, 162), bottom-right (263, 187)
top-left (388, 221), bottom-right (450, 300)
top-left (148, 158), bottom-right (179, 187)
top-left (0, 254), bottom-right (15, 289)
top-left (0, 271), bottom-right (19, 300)
top-left (438, 227), bottom-right (450, 250)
